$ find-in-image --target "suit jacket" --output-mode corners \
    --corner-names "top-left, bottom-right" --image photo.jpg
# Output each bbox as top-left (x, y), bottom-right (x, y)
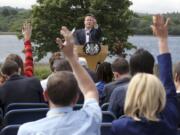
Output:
top-left (102, 77), bottom-right (130, 104)
top-left (74, 27), bottom-right (102, 45)
top-left (0, 74), bottom-right (44, 111)
top-left (108, 82), bottom-right (129, 118)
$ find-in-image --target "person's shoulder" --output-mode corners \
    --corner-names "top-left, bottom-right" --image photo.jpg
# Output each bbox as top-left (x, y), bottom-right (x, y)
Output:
top-left (105, 81), bottom-right (116, 88)
top-left (112, 115), bottom-right (132, 129)
top-left (113, 83), bottom-right (128, 93)
top-left (18, 117), bottom-right (47, 134)
top-left (81, 98), bottom-right (102, 121)
top-left (75, 29), bottom-right (84, 33)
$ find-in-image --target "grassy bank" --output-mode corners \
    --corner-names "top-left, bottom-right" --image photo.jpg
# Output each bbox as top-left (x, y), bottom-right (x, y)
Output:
top-left (34, 63), bottom-right (51, 80)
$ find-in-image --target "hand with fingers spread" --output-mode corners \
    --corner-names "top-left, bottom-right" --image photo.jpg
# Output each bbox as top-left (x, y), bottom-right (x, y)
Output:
top-left (151, 15), bottom-right (170, 39)
top-left (22, 22), bottom-right (32, 42)
top-left (56, 26), bottom-right (75, 59)
top-left (151, 15), bottom-right (170, 54)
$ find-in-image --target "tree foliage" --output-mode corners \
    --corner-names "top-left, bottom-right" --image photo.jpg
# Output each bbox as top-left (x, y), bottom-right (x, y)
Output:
top-left (31, 0), bottom-right (135, 60)
top-left (0, 7), bottom-right (30, 32)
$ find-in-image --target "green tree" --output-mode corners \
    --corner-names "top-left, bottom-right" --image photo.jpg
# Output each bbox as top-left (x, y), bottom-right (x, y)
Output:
top-left (2, 8), bottom-right (10, 16)
top-left (30, 0), bottom-right (135, 60)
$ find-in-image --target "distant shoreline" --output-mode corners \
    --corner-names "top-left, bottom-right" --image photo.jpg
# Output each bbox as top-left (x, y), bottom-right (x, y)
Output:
top-left (0, 32), bottom-right (16, 35)
top-left (0, 32), bottom-right (179, 36)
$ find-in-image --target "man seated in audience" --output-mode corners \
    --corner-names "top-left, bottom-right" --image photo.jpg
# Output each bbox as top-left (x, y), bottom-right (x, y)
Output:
top-left (102, 57), bottom-right (130, 104)
top-left (174, 62), bottom-right (180, 125)
top-left (18, 26), bottom-right (102, 135)
top-left (41, 52), bottom-right (62, 90)
top-left (174, 62), bottom-right (180, 93)
top-left (0, 60), bottom-right (44, 111)
top-left (109, 48), bottom-right (155, 117)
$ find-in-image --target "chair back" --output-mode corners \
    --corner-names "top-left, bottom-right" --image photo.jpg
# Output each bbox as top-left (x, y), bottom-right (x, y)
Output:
top-left (4, 108), bottom-right (48, 126)
top-left (73, 104), bottom-right (83, 110)
top-left (0, 125), bottom-right (20, 135)
top-left (5, 103), bottom-right (48, 113)
top-left (102, 111), bottom-right (116, 122)
top-left (101, 103), bottom-right (109, 111)
top-left (177, 128), bottom-right (180, 135)
top-left (101, 123), bottom-right (112, 135)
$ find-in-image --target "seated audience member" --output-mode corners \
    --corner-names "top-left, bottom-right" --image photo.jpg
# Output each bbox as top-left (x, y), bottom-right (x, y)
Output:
top-left (78, 57), bottom-right (98, 82)
top-left (102, 57), bottom-right (130, 104)
top-left (96, 62), bottom-right (113, 104)
top-left (41, 52), bottom-right (62, 90)
top-left (0, 72), bottom-right (6, 86)
top-left (110, 15), bottom-right (178, 135)
top-left (109, 48), bottom-right (155, 117)
top-left (174, 62), bottom-right (180, 125)
top-left (41, 57), bottom-right (72, 91)
top-left (0, 60), bottom-right (44, 111)
top-left (18, 26), bottom-right (102, 135)
top-left (5, 22), bottom-right (33, 77)
top-left (174, 62), bottom-right (180, 93)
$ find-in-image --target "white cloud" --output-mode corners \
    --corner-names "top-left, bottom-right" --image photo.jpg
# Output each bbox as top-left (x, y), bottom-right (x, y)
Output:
top-left (0, 0), bottom-right (37, 9)
top-left (130, 0), bottom-right (180, 13)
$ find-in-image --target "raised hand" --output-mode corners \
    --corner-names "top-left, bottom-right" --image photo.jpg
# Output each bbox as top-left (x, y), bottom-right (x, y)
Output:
top-left (22, 22), bottom-right (32, 42)
top-left (56, 26), bottom-right (75, 59)
top-left (151, 15), bottom-right (170, 54)
top-left (151, 15), bottom-right (170, 39)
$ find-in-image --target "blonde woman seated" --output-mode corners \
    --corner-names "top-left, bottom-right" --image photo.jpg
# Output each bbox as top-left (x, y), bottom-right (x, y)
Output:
top-left (110, 15), bottom-right (178, 135)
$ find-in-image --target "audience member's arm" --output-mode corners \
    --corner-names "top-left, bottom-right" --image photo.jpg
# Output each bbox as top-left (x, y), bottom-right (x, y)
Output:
top-left (151, 15), bottom-right (176, 96)
top-left (56, 26), bottom-right (99, 102)
top-left (22, 22), bottom-right (34, 77)
top-left (152, 16), bottom-right (178, 127)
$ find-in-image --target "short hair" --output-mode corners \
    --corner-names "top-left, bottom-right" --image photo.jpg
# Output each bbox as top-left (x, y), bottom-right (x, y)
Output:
top-left (130, 49), bottom-right (154, 76)
top-left (111, 57), bottom-right (129, 74)
top-left (5, 54), bottom-right (24, 75)
top-left (174, 62), bottom-right (180, 82)
top-left (1, 60), bottom-right (19, 76)
top-left (85, 13), bottom-right (95, 18)
top-left (96, 62), bottom-right (113, 83)
top-left (124, 73), bottom-right (166, 121)
top-left (53, 59), bottom-right (72, 72)
top-left (47, 71), bottom-right (79, 106)
top-left (49, 52), bottom-right (61, 72)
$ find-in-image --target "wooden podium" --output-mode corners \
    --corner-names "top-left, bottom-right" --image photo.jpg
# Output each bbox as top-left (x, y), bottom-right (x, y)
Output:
top-left (74, 45), bottom-right (108, 70)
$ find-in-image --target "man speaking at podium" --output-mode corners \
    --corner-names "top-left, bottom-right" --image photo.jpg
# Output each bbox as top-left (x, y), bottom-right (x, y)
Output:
top-left (74, 14), bottom-right (102, 45)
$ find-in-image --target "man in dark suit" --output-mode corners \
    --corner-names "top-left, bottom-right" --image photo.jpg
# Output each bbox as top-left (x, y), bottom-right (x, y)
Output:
top-left (0, 60), bottom-right (44, 111)
top-left (74, 14), bottom-right (102, 45)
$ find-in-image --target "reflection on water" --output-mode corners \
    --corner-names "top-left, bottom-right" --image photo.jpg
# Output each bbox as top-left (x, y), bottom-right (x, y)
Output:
top-left (0, 35), bottom-right (179, 63)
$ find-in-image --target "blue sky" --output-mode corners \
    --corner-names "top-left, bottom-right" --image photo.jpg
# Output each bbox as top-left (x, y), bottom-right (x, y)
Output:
top-left (0, 0), bottom-right (180, 13)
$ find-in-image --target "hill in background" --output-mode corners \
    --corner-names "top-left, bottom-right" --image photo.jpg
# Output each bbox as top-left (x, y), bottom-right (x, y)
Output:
top-left (0, 6), bottom-right (180, 35)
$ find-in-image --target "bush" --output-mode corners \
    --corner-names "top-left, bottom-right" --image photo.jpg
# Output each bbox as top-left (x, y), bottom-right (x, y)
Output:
top-left (34, 64), bottom-right (51, 80)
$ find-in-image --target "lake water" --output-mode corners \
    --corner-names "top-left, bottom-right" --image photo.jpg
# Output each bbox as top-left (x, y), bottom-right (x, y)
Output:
top-left (0, 35), bottom-right (179, 64)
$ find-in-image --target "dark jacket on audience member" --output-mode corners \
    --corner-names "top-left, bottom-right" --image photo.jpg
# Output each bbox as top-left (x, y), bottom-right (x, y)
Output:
top-left (108, 82), bottom-right (129, 118)
top-left (110, 54), bottom-right (179, 135)
top-left (0, 74), bottom-right (44, 111)
top-left (103, 77), bottom-right (130, 104)
top-left (176, 92), bottom-right (180, 127)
